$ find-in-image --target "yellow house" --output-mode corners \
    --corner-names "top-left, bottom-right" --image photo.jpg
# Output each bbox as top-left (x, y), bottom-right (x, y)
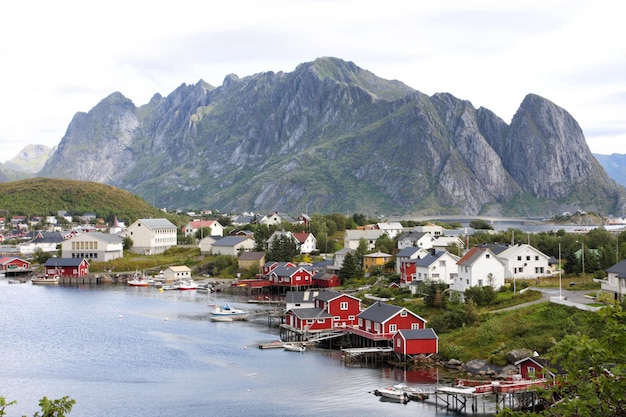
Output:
top-left (363, 251), bottom-right (392, 273)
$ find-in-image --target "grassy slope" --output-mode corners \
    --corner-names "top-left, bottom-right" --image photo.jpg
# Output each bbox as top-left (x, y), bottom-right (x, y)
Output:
top-left (0, 177), bottom-right (175, 224)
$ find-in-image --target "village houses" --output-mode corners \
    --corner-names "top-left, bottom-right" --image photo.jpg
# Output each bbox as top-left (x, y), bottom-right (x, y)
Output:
top-left (451, 246), bottom-right (506, 301)
top-left (122, 218), bottom-right (177, 255)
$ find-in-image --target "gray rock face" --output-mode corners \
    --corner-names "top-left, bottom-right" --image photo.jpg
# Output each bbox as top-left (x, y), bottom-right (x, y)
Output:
top-left (38, 57), bottom-right (626, 215)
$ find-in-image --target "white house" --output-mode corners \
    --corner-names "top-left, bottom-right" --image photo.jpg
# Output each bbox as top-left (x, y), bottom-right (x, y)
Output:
top-left (433, 235), bottom-right (466, 253)
top-left (163, 265), bottom-right (191, 282)
top-left (182, 219), bottom-right (224, 238)
top-left (18, 231), bottom-right (65, 255)
top-left (211, 236), bottom-right (255, 256)
top-left (451, 246), bottom-right (505, 301)
top-left (395, 246), bottom-right (428, 275)
top-left (122, 218), bottom-right (177, 255)
top-left (414, 223), bottom-right (444, 236)
top-left (376, 222), bottom-right (404, 239)
top-left (396, 231), bottom-right (435, 250)
top-left (333, 248), bottom-right (354, 270)
top-left (602, 259), bottom-right (626, 302)
top-left (61, 232), bottom-right (123, 261)
top-left (261, 212), bottom-right (298, 226)
top-left (494, 243), bottom-right (552, 279)
top-left (344, 229), bottom-right (385, 250)
top-left (410, 249), bottom-right (460, 285)
top-left (293, 232), bottom-right (317, 254)
top-left (198, 236), bottom-right (221, 255)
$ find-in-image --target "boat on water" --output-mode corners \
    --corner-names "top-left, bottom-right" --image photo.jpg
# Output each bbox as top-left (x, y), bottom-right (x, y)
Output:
top-left (391, 383), bottom-right (428, 401)
top-left (374, 385), bottom-right (410, 403)
top-left (209, 315), bottom-right (234, 322)
top-left (31, 275), bottom-right (60, 285)
top-left (127, 271), bottom-right (152, 287)
top-left (283, 343), bottom-right (306, 353)
top-left (177, 279), bottom-right (198, 290)
top-left (210, 304), bottom-right (249, 320)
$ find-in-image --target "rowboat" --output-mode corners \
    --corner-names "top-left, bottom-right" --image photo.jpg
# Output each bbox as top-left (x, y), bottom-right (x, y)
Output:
top-left (31, 275), bottom-right (60, 285)
top-left (283, 343), bottom-right (306, 353)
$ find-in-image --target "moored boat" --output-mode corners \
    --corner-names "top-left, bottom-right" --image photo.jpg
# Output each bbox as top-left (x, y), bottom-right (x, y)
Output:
top-left (374, 385), bottom-right (410, 403)
top-left (283, 343), bottom-right (306, 353)
top-left (177, 279), bottom-right (198, 290)
top-left (127, 272), bottom-right (151, 287)
top-left (31, 275), bottom-right (60, 285)
top-left (210, 304), bottom-right (249, 320)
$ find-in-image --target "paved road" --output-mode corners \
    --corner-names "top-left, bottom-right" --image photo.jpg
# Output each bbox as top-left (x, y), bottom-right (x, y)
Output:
top-left (490, 287), bottom-right (595, 312)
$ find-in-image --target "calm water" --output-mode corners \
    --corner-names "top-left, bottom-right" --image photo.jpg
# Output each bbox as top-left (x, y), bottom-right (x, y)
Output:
top-left (0, 281), bottom-right (486, 417)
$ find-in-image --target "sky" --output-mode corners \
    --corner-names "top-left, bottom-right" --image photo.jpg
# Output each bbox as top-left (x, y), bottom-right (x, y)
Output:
top-left (1, 0), bottom-right (625, 163)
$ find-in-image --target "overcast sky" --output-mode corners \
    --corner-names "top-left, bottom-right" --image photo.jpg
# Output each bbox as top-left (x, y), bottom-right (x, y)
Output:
top-left (1, 0), bottom-right (625, 163)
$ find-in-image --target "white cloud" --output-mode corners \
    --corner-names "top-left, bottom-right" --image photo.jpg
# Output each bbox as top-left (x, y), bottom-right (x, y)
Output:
top-left (1, 0), bottom-right (625, 162)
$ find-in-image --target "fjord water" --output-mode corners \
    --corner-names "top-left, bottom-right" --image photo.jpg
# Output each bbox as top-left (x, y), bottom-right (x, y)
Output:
top-left (1, 282), bottom-right (480, 417)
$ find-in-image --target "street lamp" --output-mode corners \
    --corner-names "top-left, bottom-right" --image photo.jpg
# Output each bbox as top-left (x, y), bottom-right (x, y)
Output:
top-left (581, 242), bottom-right (585, 284)
top-left (558, 242), bottom-right (562, 300)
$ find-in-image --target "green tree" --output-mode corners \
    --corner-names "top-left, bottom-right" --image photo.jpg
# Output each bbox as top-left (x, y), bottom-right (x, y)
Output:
top-left (1, 395), bottom-right (75, 417)
top-left (338, 251), bottom-right (358, 284)
top-left (122, 236), bottom-right (133, 251)
top-left (267, 233), bottom-right (298, 262)
top-left (33, 248), bottom-right (52, 265)
top-left (499, 307), bottom-right (626, 417)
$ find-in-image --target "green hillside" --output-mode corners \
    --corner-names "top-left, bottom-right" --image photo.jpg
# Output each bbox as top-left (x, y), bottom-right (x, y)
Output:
top-left (0, 178), bottom-right (174, 225)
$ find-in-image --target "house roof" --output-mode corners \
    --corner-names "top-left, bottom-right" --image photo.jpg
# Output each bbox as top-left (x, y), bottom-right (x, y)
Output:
top-left (28, 231), bottom-right (65, 243)
top-left (238, 251), bottom-right (265, 261)
top-left (496, 243), bottom-right (549, 260)
top-left (167, 265), bottom-right (191, 272)
top-left (0, 256), bottom-right (29, 265)
top-left (396, 328), bottom-right (438, 340)
top-left (293, 232), bottom-right (312, 243)
top-left (272, 264), bottom-right (312, 277)
top-left (288, 307), bottom-right (332, 319)
top-left (358, 302), bottom-right (403, 323)
top-left (397, 231), bottom-right (430, 241)
top-left (364, 251), bottom-right (392, 258)
top-left (457, 246), bottom-right (504, 267)
top-left (70, 233), bottom-right (123, 244)
top-left (136, 218), bottom-right (177, 230)
top-left (606, 259), bottom-right (626, 277)
top-left (396, 247), bottom-right (423, 257)
top-left (312, 260), bottom-right (333, 268)
top-left (312, 290), bottom-right (342, 301)
top-left (45, 258), bottom-right (88, 267)
top-left (212, 236), bottom-right (249, 247)
top-left (412, 250), bottom-right (446, 267)
top-left (345, 229), bottom-right (385, 240)
top-left (186, 219), bottom-right (219, 229)
top-left (285, 290), bottom-right (320, 304)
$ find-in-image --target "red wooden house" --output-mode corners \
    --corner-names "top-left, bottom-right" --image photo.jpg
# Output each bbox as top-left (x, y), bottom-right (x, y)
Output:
top-left (269, 264), bottom-right (313, 289)
top-left (285, 308), bottom-right (333, 332)
top-left (400, 259), bottom-right (418, 285)
top-left (392, 329), bottom-right (438, 356)
top-left (313, 291), bottom-right (361, 328)
top-left (0, 256), bottom-right (30, 272)
top-left (262, 261), bottom-right (295, 276)
top-left (312, 272), bottom-right (340, 288)
top-left (44, 258), bottom-right (89, 278)
top-left (351, 302), bottom-right (427, 341)
top-left (515, 357), bottom-right (556, 380)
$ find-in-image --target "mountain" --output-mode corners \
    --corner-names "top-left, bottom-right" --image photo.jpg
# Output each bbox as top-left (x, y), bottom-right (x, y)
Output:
top-left (38, 57), bottom-right (626, 216)
top-left (594, 153), bottom-right (626, 188)
top-left (4, 144), bottom-right (54, 173)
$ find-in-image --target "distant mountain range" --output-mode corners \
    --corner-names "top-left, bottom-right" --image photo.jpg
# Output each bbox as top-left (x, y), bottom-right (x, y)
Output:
top-left (3, 57), bottom-right (626, 216)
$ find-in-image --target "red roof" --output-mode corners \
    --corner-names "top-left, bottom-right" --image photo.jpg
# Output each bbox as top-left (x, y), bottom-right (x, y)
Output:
top-left (293, 232), bottom-right (310, 243)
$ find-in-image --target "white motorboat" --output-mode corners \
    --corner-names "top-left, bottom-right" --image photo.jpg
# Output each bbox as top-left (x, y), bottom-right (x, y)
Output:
top-left (375, 385), bottom-right (410, 403)
top-left (210, 304), bottom-right (249, 320)
top-left (283, 343), bottom-right (306, 353)
top-left (209, 316), bottom-right (234, 322)
top-left (127, 271), bottom-right (151, 287)
top-left (177, 279), bottom-right (198, 290)
top-left (30, 275), bottom-right (60, 285)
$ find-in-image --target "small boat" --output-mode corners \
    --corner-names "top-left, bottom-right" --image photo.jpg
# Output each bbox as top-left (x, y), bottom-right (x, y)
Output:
top-left (209, 316), bottom-right (234, 322)
top-left (177, 279), bottom-right (198, 290)
top-left (283, 343), bottom-right (306, 353)
top-left (392, 383), bottom-right (428, 401)
top-left (374, 385), bottom-right (410, 403)
top-left (210, 304), bottom-right (249, 320)
top-left (127, 271), bottom-right (153, 287)
top-left (31, 275), bottom-right (60, 285)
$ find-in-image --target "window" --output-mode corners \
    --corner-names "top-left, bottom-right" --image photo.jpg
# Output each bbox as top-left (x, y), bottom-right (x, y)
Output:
top-left (478, 279), bottom-right (483, 286)
top-left (535, 256), bottom-right (539, 261)
top-left (389, 324), bottom-right (397, 332)
top-left (400, 310), bottom-right (407, 317)
top-left (439, 260), bottom-right (446, 267)
top-left (519, 267), bottom-right (524, 273)
top-left (317, 319), bottom-right (325, 324)
top-left (517, 256), bottom-right (522, 261)
top-left (396, 339), bottom-right (401, 347)
top-left (340, 302), bottom-right (348, 310)
top-left (358, 318), bottom-right (363, 327)
top-left (411, 323), bottom-right (420, 330)
top-left (526, 256), bottom-right (531, 261)
top-left (374, 322), bottom-right (380, 332)
top-left (348, 315), bottom-right (355, 321)
top-left (485, 254), bottom-right (490, 258)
